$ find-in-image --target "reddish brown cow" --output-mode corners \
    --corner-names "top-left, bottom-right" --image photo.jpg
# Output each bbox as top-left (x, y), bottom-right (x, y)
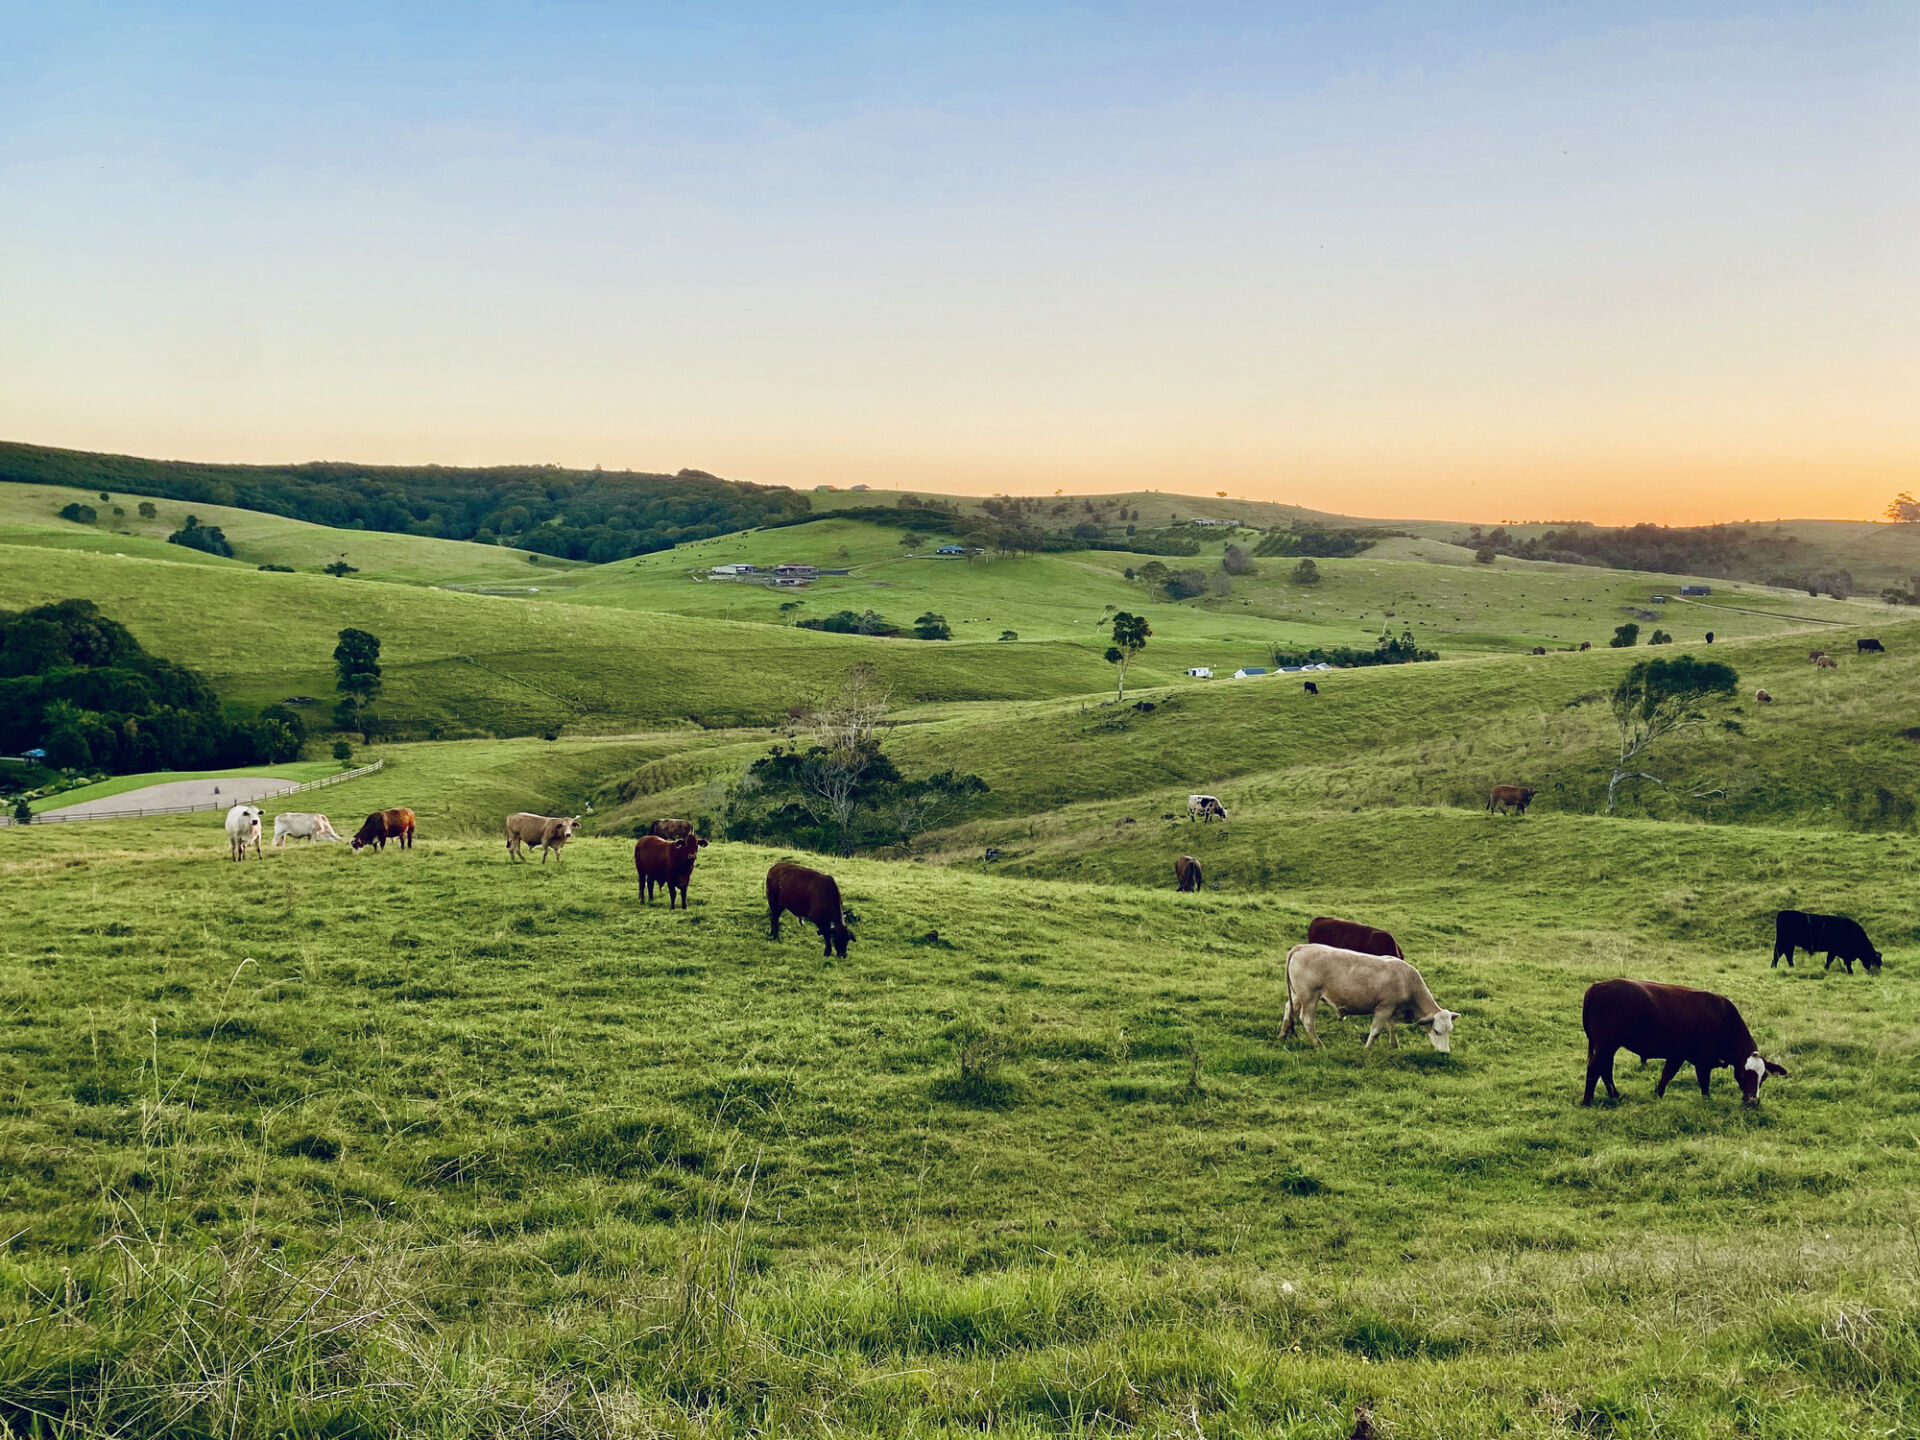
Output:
top-left (1174, 855), bottom-right (1203, 892)
top-left (1307, 915), bottom-right (1404, 959)
top-left (1581, 979), bottom-right (1786, 1107)
top-left (766, 861), bottom-right (854, 957)
top-left (1487, 784), bottom-right (1537, 815)
top-left (634, 834), bottom-right (699, 909)
top-left (351, 808), bottom-right (415, 852)
top-left (1578, 641), bottom-right (1592, 651)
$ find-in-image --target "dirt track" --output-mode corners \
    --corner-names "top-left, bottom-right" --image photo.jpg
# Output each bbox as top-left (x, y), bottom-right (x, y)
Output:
top-left (40, 776), bottom-right (305, 818)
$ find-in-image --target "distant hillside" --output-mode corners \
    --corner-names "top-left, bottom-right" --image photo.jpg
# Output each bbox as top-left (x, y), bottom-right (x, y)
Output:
top-left (0, 441), bottom-right (810, 563)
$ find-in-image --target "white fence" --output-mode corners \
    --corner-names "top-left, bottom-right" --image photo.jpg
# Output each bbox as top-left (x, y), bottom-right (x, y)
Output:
top-left (2, 759), bottom-right (386, 827)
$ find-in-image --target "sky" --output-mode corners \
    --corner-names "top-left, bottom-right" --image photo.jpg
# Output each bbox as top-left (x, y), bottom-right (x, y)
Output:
top-left (1, 2), bottom-right (1914, 524)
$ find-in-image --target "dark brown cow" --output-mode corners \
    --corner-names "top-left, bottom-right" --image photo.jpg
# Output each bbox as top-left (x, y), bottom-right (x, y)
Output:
top-left (1307, 915), bottom-right (1404, 960)
top-left (634, 834), bottom-right (699, 909)
top-left (648, 817), bottom-right (709, 846)
top-left (1581, 979), bottom-right (1786, 1107)
top-left (1174, 855), bottom-right (1203, 892)
top-left (1530, 646), bottom-right (1547, 655)
top-left (351, 808), bottom-right (415, 852)
top-left (766, 861), bottom-right (854, 956)
top-left (1487, 784), bottom-right (1536, 816)
top-left (1578, 641), bottom-right (1592, 651)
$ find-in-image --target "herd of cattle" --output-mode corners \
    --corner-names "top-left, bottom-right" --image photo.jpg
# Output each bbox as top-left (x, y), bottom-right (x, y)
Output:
top-left (215, 791), bottom-right (1883, 1105)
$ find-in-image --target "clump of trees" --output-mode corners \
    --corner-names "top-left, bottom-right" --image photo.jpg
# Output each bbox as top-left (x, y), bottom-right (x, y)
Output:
top-left (715, 665), bottom-right (989, 854)
top-left (1221, 544), bottom-right (1257, 576)
top-left (0, 599), bottom-right (302, 772)
top-left (1610, 623), bottom-right (1640, 648)
top-left (1887, 492), bottom-right (1918, 524)
top-left (168, 516), bottom-right (234, 557)
top-left (58, 502), bottom-right (97, 525)
top-left (1291, 558), bottom-right (1321, 586)
top-left (1269, 627), bottom-right (1437, 670)
top-left (793, 610), bottom-right (953, 640)
top-left (1254, 527), bottom-right (1394, 559)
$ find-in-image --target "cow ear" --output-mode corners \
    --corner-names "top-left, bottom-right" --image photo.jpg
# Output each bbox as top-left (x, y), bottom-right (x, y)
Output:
top-left (1765, 1059), bottom-right (1788, 1077)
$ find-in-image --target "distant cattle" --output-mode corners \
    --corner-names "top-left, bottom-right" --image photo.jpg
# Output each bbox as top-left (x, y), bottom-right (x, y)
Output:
top-left (1771, 910), bottom-right (1882, 974)
top-left (1531, 646), bottom-right (1547, 655)
top-left (1858, 637), bottom-right (1885, 654)
top-left (1580, 979), bottom-right (1786, 1106)
top-left (634, 833), bottom-right (700, 908)
top-left (1808, 649), bottom-right (1829, 664)
top-left (351, 808), bottom-right (415, 852)
top-left (1174, 855), bottom-right (1203, 892)
top-left (272, 812), bottom-right (341, 846)
top-left (1303, 681), bottom-right (1318, 695)
top-left (1307, 915), bottom-right (1404, 960)
top-left (224, 804), bottom-right (263, 861)
top-left (1487, 784), bottom-right (1536, 816)
top-left (505, 812), bottom-right (580, 864)
top-left (1188, 794), bottom-right (1227, 822)
top-left (766, 861), bottom-right (854, 956)
top-left (1578, 641), bottom-right (1591, 651)
top-left (1705, 632), bottom-right (1714, 644)
top-left (1282, 943), bottom-right (1457, 1052)
top-left (1754, 689), bottom-right (1772, 704)
top-left (1814, 654), bottom-right (1837, 669)
top-left (648, 817), bottom-right (708, 845)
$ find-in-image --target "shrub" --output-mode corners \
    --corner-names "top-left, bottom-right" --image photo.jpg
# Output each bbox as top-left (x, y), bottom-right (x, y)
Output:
top-left (11, 797), bottom-right (29, 826)
top-left (1475, 545), bottom-right (1496, 564)
top-left (322, 560), bottom-right (358, 576)
top-left (1649, 630), bottom-right (1673, 645)
top-left (58, 502), bottom-right (98, 525)
top-left (332, 740), bottom-right (353, 762)
top-left (168, 521), bottom-right (234, 557)
top-left (1610, 623), bottom-right (1640, 648)
top-left (913, 612), bottom-right (952, 641)
top-left (1291, 558), bottom-right (1321, 586)
top-left (137, 501), bottom-right (156, 519)
top-left (998, 630), bottom-right (1018, 641)
top-left (1221, 544), bottom-right (1256, 576)
top-left (1164, 568), bottom-right (1209, 600)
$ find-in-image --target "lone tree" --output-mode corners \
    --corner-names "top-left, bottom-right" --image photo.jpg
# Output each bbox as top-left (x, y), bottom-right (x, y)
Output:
top-left (1606, 654), bottom-right (1739, 814)
top-left (1292, 558), bottom-right (1321, 586)
top-left (1105, 611), bottom-right (1151, 702)
top-left (1887, 491), bottom-right (1919, 524)
top-left (334, 628), bottom-right (382, 701)
top-left (797, 664), bottom-right (895, 855)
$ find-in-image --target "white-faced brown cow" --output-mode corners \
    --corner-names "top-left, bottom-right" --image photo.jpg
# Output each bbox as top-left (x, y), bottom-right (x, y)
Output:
top-left (1581, 979), bottom-right (1786, 1106)
top-left (1281, 943), bottom-right (1459, 1052)
top-left (1187, 794), bottom-right (1227, 822)
top-left (505, 812), bottom-right (581, 863)
top-left (273, 812), bottom-right (342, 846)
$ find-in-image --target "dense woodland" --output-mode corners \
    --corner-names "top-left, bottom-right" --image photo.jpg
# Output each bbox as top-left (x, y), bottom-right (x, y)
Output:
top-left (0, 599), bottom-right (301, 774)
top-left (0, 442), bottom-right (811, 562)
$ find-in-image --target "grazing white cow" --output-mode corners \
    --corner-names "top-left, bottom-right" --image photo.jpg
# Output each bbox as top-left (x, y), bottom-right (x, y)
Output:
top-left (273, 812), bottom-right (342, 846)
top-left (1281, 943), bottom-right (1459, 1052)
top-left (1188, 794), bottom-right (1228, 822)
top-left (225, 804), bottom-right (264, 861)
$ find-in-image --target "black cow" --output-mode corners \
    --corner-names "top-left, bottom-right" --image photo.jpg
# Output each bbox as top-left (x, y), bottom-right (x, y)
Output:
top-left (1772, 910), bottom-right (1882, 974)
top-left (1858, 637), bottom-right (1886, 654)
top-left (1303, 680), bottom-right (1318, 695)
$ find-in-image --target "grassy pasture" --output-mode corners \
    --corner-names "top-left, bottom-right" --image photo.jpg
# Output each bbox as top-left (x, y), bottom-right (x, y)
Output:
top-left (0, 482), bottom-right (570, 585)
top-left (0, 818), bottom-right (1912, 1437)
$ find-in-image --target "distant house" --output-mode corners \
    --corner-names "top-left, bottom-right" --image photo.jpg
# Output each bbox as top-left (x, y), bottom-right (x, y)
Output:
top-left (775, 563), bottom-right (818, 579)
top-left (22, 748), bottom-right (46, 761)
top-left (1185, 666), bottom-right (1213, 679)
top-left (849, 484), bottom-right (870, 491)
top-left (1679, 584), bottom-right (1711, 597)
top-left (1191, 518), bottom-right (1237, 528)
top-left (709, 563), bottom-right (758, 576)
top-left (1651, 595), bottom-right (1668, 604)
top-left (1233, 667), bottom-right (1268, 679)
top-left (935, 545), bottom-right (966, 555)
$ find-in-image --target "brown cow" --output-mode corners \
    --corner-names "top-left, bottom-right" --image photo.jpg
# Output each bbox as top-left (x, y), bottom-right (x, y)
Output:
top-left (634, 833), bottom-right (700, 908)
top-left (351, 808), bottom-right (415, 852)
top-left (1487, 784), bottom-right (1536, 816)
top-left (1307, 915), bottom-right (1404, 960)
top-left (1754, 689), bottom-right (1772, 704)
top-left (1807, 649), bottom-right (1828, 663)
top-left (1174, 855), bottom-right (1203, 892)
top-left (1578, 641), bottom-right (1592, 651)
top-left (766, 861), bottom-right (854, 956)
top-left (505, 812), bottom-right (580, 863)
top-left (1581, 979), bottom-right (1786, 1107)
top-left (648, 817), bottom-right (709, 847)
top-left (1814, 655), bottom-right (1837, 670)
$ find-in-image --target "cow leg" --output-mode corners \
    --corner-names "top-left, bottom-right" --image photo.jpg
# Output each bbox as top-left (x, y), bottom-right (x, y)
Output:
top-left (768, 904), bottom-right (781, 940)
top-left (1299, 992), bottom-right (1322, 1048)
top-left (1582, 1045), bottom-right (1618, 1105)
top-left (1280, 995), bottom-right (1295, 1039)
top-left (1696, 1063), bottom-right (1712, 1097)
top-left (1655, 1057), bottom-right (1684, 1097)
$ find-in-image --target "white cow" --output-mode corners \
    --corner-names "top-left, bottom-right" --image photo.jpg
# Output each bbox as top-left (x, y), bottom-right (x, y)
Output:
top-left (1188, 794), bottom-right (1228, 822)
top-left (273, 812), bottom-right (342, 846)
top-left (225, 804), bottom-right (264, 861)
top-left (1281, 943), bottom-right (1459, 1052)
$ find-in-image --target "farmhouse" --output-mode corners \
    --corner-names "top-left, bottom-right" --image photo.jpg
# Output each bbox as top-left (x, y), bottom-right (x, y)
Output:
top-left (1233, 666), bottom-right (1268, 679)
top-left (708, 563), bottom-right (759, 577)
top-left (775, 563), bottom-right (818, 579)
top-left (935, 545), bottom-right (966, 555)
top-left (1185, 666), bottom-right (1213, 679)
top-left (1679, 584), bottom-right (1712, 597)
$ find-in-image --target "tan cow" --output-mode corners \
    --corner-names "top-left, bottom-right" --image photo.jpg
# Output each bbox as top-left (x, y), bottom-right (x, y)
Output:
top-left (505, 812), bottom-right (581, 863)
top-left (1281, 943), bottom-right (1459, 1052)
top-left (1814, 655), bottom-right (1837, 670)
top-left (1755, 689), bottom-right (1772, 704)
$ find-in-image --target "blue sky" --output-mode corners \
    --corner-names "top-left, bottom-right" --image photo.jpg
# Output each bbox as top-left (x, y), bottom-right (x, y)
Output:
top-left (3, 2), bottom-right (1914, 521)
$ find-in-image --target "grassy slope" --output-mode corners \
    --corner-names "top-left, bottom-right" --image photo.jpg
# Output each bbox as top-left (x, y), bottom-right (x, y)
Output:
top-left (0, 818), bottom-right (1911, 1436)
top-left (0, 545), bottom-right (1121, 735)
top-left (0, 482), bottom-right (572, 584)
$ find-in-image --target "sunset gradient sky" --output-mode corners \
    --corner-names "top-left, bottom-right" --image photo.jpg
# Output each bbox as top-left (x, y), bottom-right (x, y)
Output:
top-left (3, 2), bottom-right (1914, 524)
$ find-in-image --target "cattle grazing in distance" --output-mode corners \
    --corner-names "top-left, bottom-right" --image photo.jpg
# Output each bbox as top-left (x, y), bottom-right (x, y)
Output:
top-left (766, 861), bottom-right (855, 956)
top-left (1578, 641), bottom-right (1592, 651)
top-left (1283, 944), bottom-right (1457, 1051)
top-left (1772, 910), bottom-right (1882, 974)
top-left (1530, 646), bottom-right (1547, 655)
top-left (648, 817), bottom-right (709, 846)
top-left (225, 804), bottom-right (263, 861)
top-left (1754, 689), bottom-right (1772, 705)
top-left (1814, 654), bottom-right (1837, 669)
top-left (1858, 637), bottom-right (1885, 654)
top-left (273, 812), bottom-right (341, 846)
top-left (1581, 979), bottom-right (1786, 1106)
top-left (351, 808), bottom-right (416, 852)
top-left (1705, 631), bottom-right (1714, 644)
top-left (1487, 784), bottom-right (1537, 816)
top-left (1174, 855), bottom-right (1203, 892)
top-left (634, 833), bottom-right (701, 908)
top-left (505, 812), bottom-right (580, 864)
top-left (1307, 915), bottom-right (1405, 960)
top-left (1303, 680), bottom-right (1318, 695)
top-left (1807, 650), bottom-right (1829, 665)
top-left (1188, 794), bottom-right (1227, 822)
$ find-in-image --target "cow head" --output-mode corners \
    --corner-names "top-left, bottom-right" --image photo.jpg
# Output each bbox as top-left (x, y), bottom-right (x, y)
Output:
top-left (1421, 1009), bottom-right (1460, 1053)
top-left (830, 920), bottom-right (855, 957)
top-left (1737, 1053), bottom-right (1789, 1104)
top-left (1862, 946), bottom-right (1884, 974)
